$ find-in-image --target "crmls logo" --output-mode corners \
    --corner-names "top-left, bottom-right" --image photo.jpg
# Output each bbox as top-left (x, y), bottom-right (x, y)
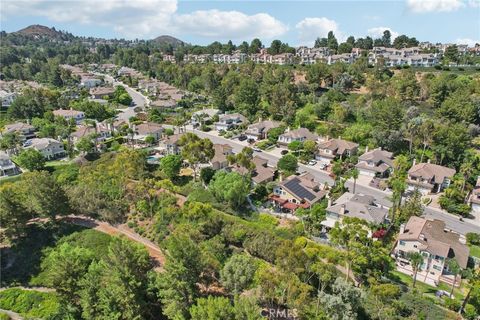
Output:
top-left (261, 308), bottom-right (298, 320)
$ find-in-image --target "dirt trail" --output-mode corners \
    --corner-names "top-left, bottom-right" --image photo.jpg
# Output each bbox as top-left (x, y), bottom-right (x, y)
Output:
top-left (64, 216), bottom-right (165, 271)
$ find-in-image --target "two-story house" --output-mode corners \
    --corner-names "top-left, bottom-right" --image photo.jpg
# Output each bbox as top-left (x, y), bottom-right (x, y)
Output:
top-left (0, 151), bottom-right (20, 177)
top-left (355, 148), bottom-right (394, 178)
top-left (53, 109), bottom-right (85, 124)
top-left (270, 173), bottom-right (327, 212)
top-left (2, 122), bottom-right (36, 141)
top-left (0, 90), bottom-right (17, 108)
top-left (231, 155), bottom-right (276, 185)
top-left (70, 123), bottom-right (112, 145)
top-left (393, 216), bottom-right (469, 287)
top-left (277, 128), bottom-right (318, 146)
top-left (159, 133), bottom-right (184, 155)
top-left (191, 108), bottom-right (220, 127)
top-left (90, 86), bottom-right (116, 99)
top-left (316, 138), bottom-right (359, 164)
top-left (25, 138), bottom-right (65, 160)
top-left (210, 144), bottom-right (234, 170)
top-left (130, 122), bottom-right (164, 145)
top-left (244, 120), bottom-right (280, 141)
top-left (322, 192), bottom-right (390, 230)
top-left (214, 113), bottom-right (247, 131)
top-left (407, 160), bottom-right (456, 195)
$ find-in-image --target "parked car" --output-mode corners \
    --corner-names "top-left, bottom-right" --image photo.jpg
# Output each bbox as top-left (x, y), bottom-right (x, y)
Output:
top-left (253, 147), bottom-right (262, 152)
top-left (318, 163), bottom-right (327, 170)
top-left (280, 150), bottom-right (289, 155)
top-left (238, 135), bottom-right (247, 141)
top-left (308, 160), bottom-right (317, 166)
top-left (247, 138), bottom-right (255, 144)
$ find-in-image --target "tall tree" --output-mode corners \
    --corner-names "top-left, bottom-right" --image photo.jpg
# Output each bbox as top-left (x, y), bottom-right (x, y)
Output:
top-left (407, 252), bottom-right (424, 288)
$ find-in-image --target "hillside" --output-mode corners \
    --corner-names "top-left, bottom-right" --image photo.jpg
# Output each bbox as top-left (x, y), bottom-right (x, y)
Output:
top-left (152, 35), bottom-right (184, 47)
top-left (14, 24), bottom-right (66, 39)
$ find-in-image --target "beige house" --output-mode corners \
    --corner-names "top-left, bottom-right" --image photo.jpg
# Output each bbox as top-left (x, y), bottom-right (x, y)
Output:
top-left (355, 148), bottom-right (394, 178)
top-left (159, 133), bottom-right (184, 155)
top-left (90, 86), bottom-right (115, 99)
top-left (210, 144), bottom-right (234, 170)
top-left (214, 113), bottom-right (247, 131)
top-left (322, 192), bottom-right (390, 229)
top-left (244, 120), bottom-right (280, 141)
top-left (130, 122), bottom-right (164, 144)
top-left (316, 138), bottom-right (359, 164)
top-left (277, 128), bottom-right (318, 146)
top-left (2, 122), bottom-right (36, 141)
top-left (70, 123), bottom-right (111, 145)
top-left (393, 217), bottom-right (469, 287)
top-left (469, 177), bottom-right (480, 217)
top-left (0, 151), bottom-right (20, 177)
top-left (231, 155), bottom-right (276, 185)
top-left (271, 173), bottom-right (327, 212)
top-left (407, 161), bottom-right (456, 195)
top-left (25, 138), bottom-right (65, 160)
top-left (53, 109), bottom-right (85, 123)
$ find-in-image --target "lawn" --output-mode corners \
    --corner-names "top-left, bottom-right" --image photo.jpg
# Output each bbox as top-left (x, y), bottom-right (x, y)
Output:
top-left (390, 270), bottom-right (465, 300)
top-left (469, 245), bottom-right (480, 259)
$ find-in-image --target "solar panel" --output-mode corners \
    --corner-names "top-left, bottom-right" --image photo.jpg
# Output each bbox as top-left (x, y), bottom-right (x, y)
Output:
top-left (284, 178), bottom-right (315, 201)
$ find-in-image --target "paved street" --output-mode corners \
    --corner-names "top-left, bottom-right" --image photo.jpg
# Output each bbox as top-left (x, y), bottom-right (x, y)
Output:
top-left (180, 126), bottom-right (480, 235)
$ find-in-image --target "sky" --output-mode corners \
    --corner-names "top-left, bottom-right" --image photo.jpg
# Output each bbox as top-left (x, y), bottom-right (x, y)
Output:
top-left (0, 0), bottom-right (479, 46)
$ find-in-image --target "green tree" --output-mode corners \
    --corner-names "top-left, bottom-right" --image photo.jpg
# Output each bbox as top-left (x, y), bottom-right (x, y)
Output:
top-left (448, 259), bottom-right (461, 298)
top-left (209, 171), bottom-right (250, 208)
top-left (190, 296), bottom-right (235, 320)
top-left (0, 182), bottom-right (31, 240)
top-left (76, 136), bottom-right (95, 155)
top-left (220, 254), bottom-right (258, 294)
top-left (407, 252), bottom-right (424, 288)
top-left (277, 154), bottom-right (298, 176)
top-left (15, 148), bottom-right (46, 171)
top-left (179, 133), bottom-right (214, 180)
top-left (40, 242), bottom-right (94, 303)
top-left (160, 154), bottom-right (182, 179)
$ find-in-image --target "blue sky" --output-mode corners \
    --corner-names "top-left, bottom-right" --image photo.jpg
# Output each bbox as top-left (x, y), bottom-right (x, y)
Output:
top-left (1, 0), bottom-right (479, 46)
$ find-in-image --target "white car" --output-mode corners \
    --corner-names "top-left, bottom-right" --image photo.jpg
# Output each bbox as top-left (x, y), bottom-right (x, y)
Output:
top-left (318, 163), bottom-right (327, 170)
top-left (252, 147), bottom-right (262, 152)
top-left (308, 160), bottom-right (317, 166)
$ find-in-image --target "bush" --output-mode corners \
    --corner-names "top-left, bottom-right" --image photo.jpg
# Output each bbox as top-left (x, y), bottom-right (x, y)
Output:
top-left (444, 297), bottom-right (461, 311)
top-left (256, 140), bottom-right (272, 150)
top-left (466, 233), bottom-right (480, 246)
top-left (0, 288), bottom-right (61, 319)
top-left (464, 304), bottom-right (478, 320)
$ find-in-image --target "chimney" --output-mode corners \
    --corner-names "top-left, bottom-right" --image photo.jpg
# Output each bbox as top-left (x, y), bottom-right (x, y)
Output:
top-left (427, 159), bottom-right (431, 164)
top-left (365, 146), bottom-right (369, 153)
top-left (340, 204), bottom-right (346, 215)
top-left (327, 198), bottom-right (332, 207)
top-left (412, 158), bottom-right (416, 167)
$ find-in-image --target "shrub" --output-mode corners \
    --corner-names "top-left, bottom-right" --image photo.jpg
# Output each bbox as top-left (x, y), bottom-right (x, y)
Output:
top-left (0, 288), bottom-right (61, 319)
top-left (444, 297), bottom-right (461, 311)
top-left (466, 233), bottom-right (480, 246)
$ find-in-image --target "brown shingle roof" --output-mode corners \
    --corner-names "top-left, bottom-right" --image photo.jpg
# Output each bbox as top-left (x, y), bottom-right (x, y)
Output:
top-left (408, 163), bottom-right (456, 184)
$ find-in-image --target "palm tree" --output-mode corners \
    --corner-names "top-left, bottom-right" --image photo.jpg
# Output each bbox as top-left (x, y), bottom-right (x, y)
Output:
top-left (407, 251), bottom-right (424, 288)
top-left (459, 268), bottom-right (480, 315)
top-left (447, 259), bottom-right (461, 298)
top-left (350, 168), bottom-right (359, 194)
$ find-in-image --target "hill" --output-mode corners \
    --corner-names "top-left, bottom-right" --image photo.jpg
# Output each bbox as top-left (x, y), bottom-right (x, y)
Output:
top-left (14, 24), bottom-right (65, 38)
top-left (152, 35), bottom-right (184, 47)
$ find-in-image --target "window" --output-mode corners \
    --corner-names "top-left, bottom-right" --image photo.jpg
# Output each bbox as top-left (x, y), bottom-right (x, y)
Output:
top-left (433, 265), bottom-right (442, 271)
top-left (399, 241), bottom-right (405, 246)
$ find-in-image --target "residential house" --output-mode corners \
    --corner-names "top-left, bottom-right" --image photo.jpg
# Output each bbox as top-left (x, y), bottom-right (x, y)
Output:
top-left (90, 86), bottom-right (115, 99)
top-left (191, 108), bottom-right (220, 127)
top-left (468, 177), bottom-right (480, 216)
top-left (80, 76), bottom-right (102, 88)
top-left (407, 160), bottom-right (456, 194)
top-left (150, 99), bottom-right (177, 110)
top-left (214, 113), bottom-right (247, 131)
top-left (316, 138), bottom-right (359, 164)
top-left (0, 90), bottom-right (16, 108)
top-left (70, 123), bottom-right (112, 145)
top-left (244, 120), bottom-right (280, 141)
top-left (231, 155), bottom-right (276, 185)
top-left (392, 216), bottom-right (469, 287)
top-left (321, 192), bottom-right (389, 230)
top-left (277, 128), bottom-right (318, 146)
top-left (270, 173), bottom-right (327, 212)
top-left (53, 109), bottom-right (85, 124)
top-left (209, 144), bottom-right (234, 170)
top-left (159, 133), bottom-right (184, 155)
top-left (2, 122), bottom-right (36, 141)
top-left (25, 138), bottom-right (65, 160)
top-left (131, 122), bottom-right (164, 144)
top-left (0, 151), bottom-right (20, 177)
top-left (355, 147), bottom-right (394, 178)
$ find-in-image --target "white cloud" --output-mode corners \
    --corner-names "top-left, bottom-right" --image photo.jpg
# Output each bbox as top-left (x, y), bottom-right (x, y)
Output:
top-left (455, 38), bottom-right (480, 46)
top-left (173, 10), bottom-right (287, 40)
top-left (468, 0), bottom-right (480, 7)
top-left (295, 17), bottom-right (342, 45)
top-left (406, 0), bottom-right (465, 13)
top-left (367, 27), bottom-right (399, 40)
top-left (0, 0), bottom-right (287, 40)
